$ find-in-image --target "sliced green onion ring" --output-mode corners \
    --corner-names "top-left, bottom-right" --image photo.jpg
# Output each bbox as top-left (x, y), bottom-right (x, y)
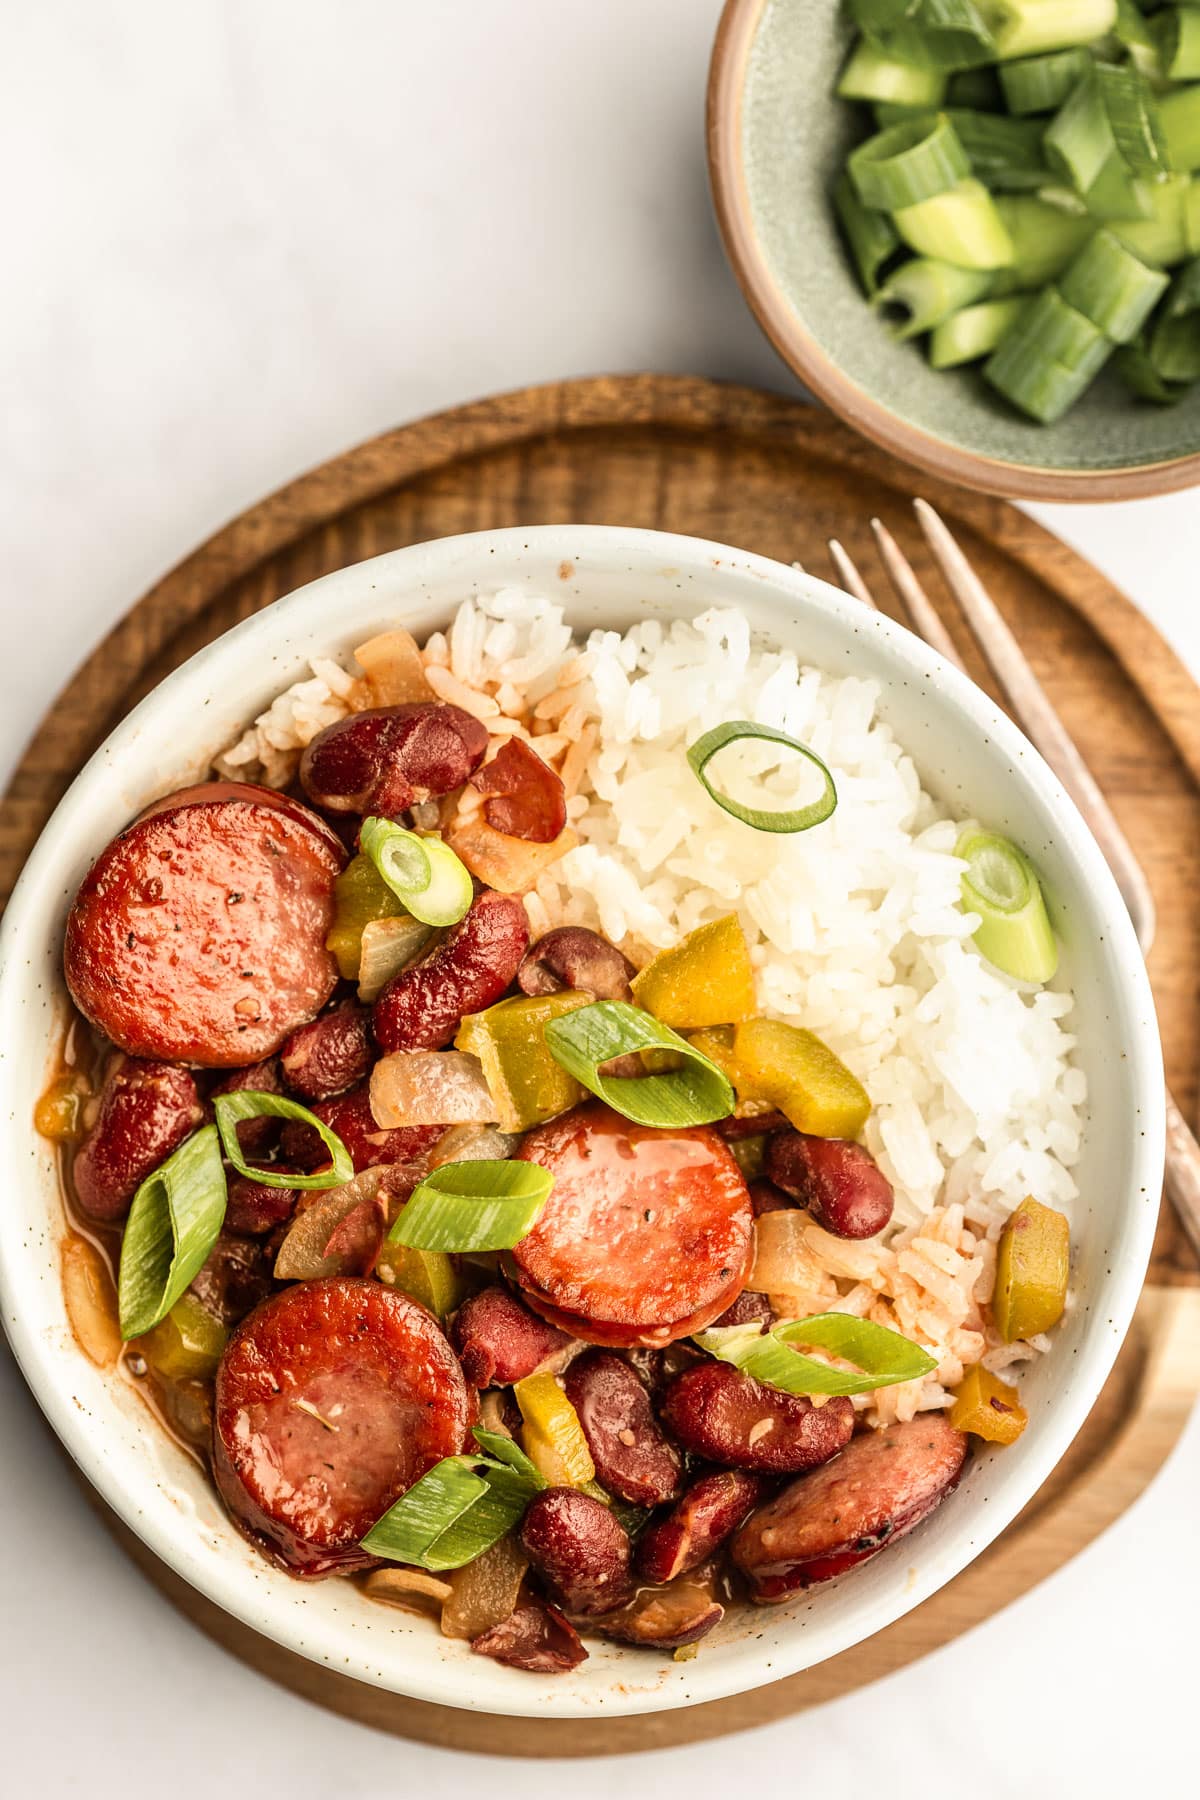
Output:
top-left (686, 721), bottom-right (837, 834)
top-left (835, 171), bottom-right (903, 298)
top-left (117, 1124), bottom-right (228, 1340)
top-left (543, 1000), bottom-right (735, 1129)
top-left (212, 1090), bottom-right (354, 1191)
top-left (361, 1433), bottom-right (544, 1569)
top-left (876, 257), bottom-right (994, 340)
top-left (389, 1159), bottom-right (554, 1252)
top-left (849, 113), bottom-right (971, 211)
top-left (360, 816), bottom-right (473, 928)
top-left (694, 1312), bottom-right (938, 1396)
top-left (957, 828), bottom-right (1059, 983)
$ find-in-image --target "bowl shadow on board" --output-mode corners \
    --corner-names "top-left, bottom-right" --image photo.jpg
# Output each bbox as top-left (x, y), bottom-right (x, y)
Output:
top-left (709, 0), bottom-right (1200, 498)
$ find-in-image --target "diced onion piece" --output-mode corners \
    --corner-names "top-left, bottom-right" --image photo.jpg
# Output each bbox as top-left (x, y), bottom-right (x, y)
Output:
top-left (849, 113), bottom-right (971, 211)
top-left (750, 1208), bottom-right (832, 1304)
top-left (357, 915), bottom-right (434, 1003)
top-left (370, 1050), bottom-right (499, 1128)
top-left (61, 1234), bottom-right (121, 1369)
top-left (441, 1534), bottom-right (530, 1640)
top-left (445, 810), bottom-right (579, 895)
top-left (429, 1123), bottom-right (521, 1168)
top-left (894, 178), bottom-right (1016, 270)
top-left (363, 1566), bottom-right (453, 1615)
top-left (273, 1167), bottom-right (394, 1281)
top-left (353, 629), bottom-right (433, 706)
top-left (957, 829), bottom-right (1059, 982)
top-left (117, 1125), bottom-right (227, 1341)
top-left (389, 1160), bottom-right (554, 1253)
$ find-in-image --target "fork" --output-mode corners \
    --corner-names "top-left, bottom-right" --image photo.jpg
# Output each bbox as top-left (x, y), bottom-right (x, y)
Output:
top-left (825, 504), bottom-right (1200, 1263)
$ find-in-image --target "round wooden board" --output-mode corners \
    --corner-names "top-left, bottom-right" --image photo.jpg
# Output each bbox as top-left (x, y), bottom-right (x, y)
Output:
top-left (3, 375), bottom-right (1198, 1754)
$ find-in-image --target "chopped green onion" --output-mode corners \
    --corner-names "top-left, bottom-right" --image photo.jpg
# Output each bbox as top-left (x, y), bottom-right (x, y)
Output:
top-left (1113, 0), bottom-right (1159, 60)
top-left (998, 47), bottom-right (1092, 113)
top-left (984, 285), bottom-right (1111, 419)
top-left (389, 1159), bottom-right (554, 1252)
top-left (946, 107), bottom-right (1055, 188)
top-left (835, 172), bottom-right (903, 296)
top-left (868, 0), bottom-right (1002, 70)
top-left (850, 113), bottom-right (972, 209)
top-left (947, 65), bottom-right (1003, 107)
top-left (361, 1428), bottom-right (545, 1569)
top-left (1058, 227), bottom-right (1169, 339)
top-left (685, 720), bottom-right (837, 833)
top-left (1113, 335), bottom-right (1190, 399)
top-left (542, 1000), bottom-right (735, 1129)
top-left (929, 295), bottom-right (1026, 363)
top-left (990, 0), bottom-right (1118, 61)
top-left (956, 829), bottom-right (1059, 981)
top-left (1152, 8), bottom-right (1200, 81)
top-left (1160, 86), bottom-right (1200, 174)
top-left (894, 176), bottom-right (1018, 265)
top-left (212, 1090), bottom-right (354, 1190)
top-left (990, 193), bottom-right (1095, 288)
top-left (1150, 307), bottom-right (1200, 379)
top-left (694, 1313), bottom-right (938, 1397)
top-left (117, 1125), bottom-right (227, 1340)
top-left (359, 816), bottom-right (473, 928)
top-left (1110, 171), bottom-right (1194, 261)
top-left (876, 257), bottom-right (996, 336)
top-left (1081, 152), bottom-right (1152, 225)
top-left (838, 36), bottom-right (950, 106)
top-left (1046, 63), bottom-right (1167, 194)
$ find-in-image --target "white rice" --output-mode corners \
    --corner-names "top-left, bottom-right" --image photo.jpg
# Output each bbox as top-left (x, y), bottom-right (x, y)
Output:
top-left (214, 589), bottom-right (1085, 1420)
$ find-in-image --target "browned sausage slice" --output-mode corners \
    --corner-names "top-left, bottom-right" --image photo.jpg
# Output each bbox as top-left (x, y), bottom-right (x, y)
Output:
top-left (65, 784), bottom-right (344, 1067)
top-left (732, 1414), bottom-right (968, 1600)
top-left (213, 1277), bottom-right (470, 1576)
top-left (511, 1103), bottom-right (754, 1349)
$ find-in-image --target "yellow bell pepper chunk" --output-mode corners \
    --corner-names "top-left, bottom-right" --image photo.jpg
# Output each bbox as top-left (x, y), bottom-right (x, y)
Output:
top-left (137, 1294), bottom-right (228, 1382)
top-left (325, 853), bottom-right (406, 980)
top-left (950, 1365), bottom-right (1028, 1445)
top-left (993, 1196), bottom-right (1069, 1342)
top-left (631, 915), bottom-right (756, 1030)
top-left (376, 1244), bottom-right (466, 1319)
top-left (731, 1017), bottom-right (871, 1138)
top-left (456, 992), bottom-right (591, 1132)
top-left (514, 1371), bottom-right (595, 1487)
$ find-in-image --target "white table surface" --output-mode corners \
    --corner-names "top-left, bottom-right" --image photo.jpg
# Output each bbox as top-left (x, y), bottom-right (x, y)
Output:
top-left (2, 3), bottom-right (1195, 1792)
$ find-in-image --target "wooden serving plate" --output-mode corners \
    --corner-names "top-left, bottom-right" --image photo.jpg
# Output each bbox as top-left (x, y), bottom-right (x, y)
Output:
top-left (2, 375), bottom-right (1197, 1755)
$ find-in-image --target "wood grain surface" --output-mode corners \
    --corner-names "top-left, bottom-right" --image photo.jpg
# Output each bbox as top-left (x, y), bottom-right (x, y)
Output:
top-left (4, 374), bottom-right (1198, 1749)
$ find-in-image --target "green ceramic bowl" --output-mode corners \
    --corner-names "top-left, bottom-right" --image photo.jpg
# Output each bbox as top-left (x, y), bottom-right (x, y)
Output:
top-left (708, 0), bottom-right (1200, 500)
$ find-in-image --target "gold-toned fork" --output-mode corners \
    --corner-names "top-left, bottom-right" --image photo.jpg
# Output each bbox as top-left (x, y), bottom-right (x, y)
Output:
top-left (827, 505), bottom-right (1200, 1263)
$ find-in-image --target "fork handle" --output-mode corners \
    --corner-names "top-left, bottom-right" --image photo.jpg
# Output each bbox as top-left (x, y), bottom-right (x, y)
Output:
top-left (1164, 1086), bottom-right (1200, 1263)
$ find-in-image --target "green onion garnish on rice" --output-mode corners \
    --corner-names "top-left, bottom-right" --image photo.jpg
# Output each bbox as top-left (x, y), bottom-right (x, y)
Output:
top-left (956, 828), bottom-right (1059, 983)
top-left (686, 720), bottom-right (838, 833)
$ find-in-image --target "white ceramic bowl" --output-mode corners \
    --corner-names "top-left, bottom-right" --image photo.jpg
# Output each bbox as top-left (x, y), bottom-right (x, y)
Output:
top-left (0, 525), bottom-right (1163, 1718)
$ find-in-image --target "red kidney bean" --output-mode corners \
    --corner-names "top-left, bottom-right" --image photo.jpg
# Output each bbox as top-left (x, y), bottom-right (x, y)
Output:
top-left (562, 1350), bottom-right (683, 1507)
top-left (224, 1167), bottom-right (301, 1237)
top-left (717, 1111), bottom-right (791, 1142)
top-left (210, 1058), bottom-right (285, 1157)
top-left (749, 1179), bottom-right (792, 1216)
top-left (636, 1469), bottom-right (768, 1584)
top-left (519, 1487), bottom-right (634, 1617)
top-left (279, 999), bottom-right (372, 1103)
top-left (660, 1362), bottom-right (854, 1474)
top-left (471, 738), bottom-right (567, 843)
top-left (595, 1567), bottom-right (725, 1650)
top-left (279, 1082), bottom-right (444, 1173)
top-left (372, 890), bottom-right (529, 1054)
top-left (450, 1285), bottom-right (573, 1389)
top-left (710, 1288), bottom-right (774, 1329)
top-left (517, 926), bottom-right (634, 1000)
top-left (765, 1132), bottom-right (894, 1240)
top-left (73, 1057), bottom-right (204, 1221)
top-left (732, 1415), bottom-right (968, 1600)
top-left (471, 1601), bottom-right (587, 1672)
top-left (299, 703), bottom-right (488, 816)
top-left (188, 1232), bottom-right (274, 1327)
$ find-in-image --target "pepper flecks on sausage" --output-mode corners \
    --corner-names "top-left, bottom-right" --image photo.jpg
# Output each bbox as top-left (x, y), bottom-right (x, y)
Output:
top-left (660, 1361), bottom-right (854, 1474)
top-left (213, 1277), bottom-right (471, 1577)
top-left (64, 787), bottom-right (344, 1067)
top-left (731, 1415), bottom-right (969, 1600)
top-left (561, 1349), bottom-right (684, 1507)
top-left (372, 889), bottom-right (529, 1053)
top-left (511, 1102), bottom-right (754, 1349)
top-left (299, 703), bottom-right (488, 816)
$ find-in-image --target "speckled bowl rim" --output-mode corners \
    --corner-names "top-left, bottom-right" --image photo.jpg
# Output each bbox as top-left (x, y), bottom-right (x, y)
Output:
top-left (0, 524), bottom-right (1164, 1717)
top-left (707, 0), bottom-right (1200, 503)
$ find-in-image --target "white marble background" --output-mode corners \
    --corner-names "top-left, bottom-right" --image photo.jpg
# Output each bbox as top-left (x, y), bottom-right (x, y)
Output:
top-left (1, 3), bottom-right (1195, 1793)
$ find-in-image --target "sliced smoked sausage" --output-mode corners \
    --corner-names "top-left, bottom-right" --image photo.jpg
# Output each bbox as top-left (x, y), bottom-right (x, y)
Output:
top-left (732, 1414), bottom-right (968, 1600)
top-left (511, 1102), bottom-right (754, 1349)
top-left (65, 784), bottom-right (344, 1067)
top-left (213, 1276), bottom-right (471, 1576)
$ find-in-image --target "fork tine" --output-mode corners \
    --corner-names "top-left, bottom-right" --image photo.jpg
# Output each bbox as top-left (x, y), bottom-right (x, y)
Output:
top-left (827, 540), bottom-right (878, 610)
top-left (869, 518), bottom-right (967, 672)
top-left (913, 498), bottom-right (1156, 954)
